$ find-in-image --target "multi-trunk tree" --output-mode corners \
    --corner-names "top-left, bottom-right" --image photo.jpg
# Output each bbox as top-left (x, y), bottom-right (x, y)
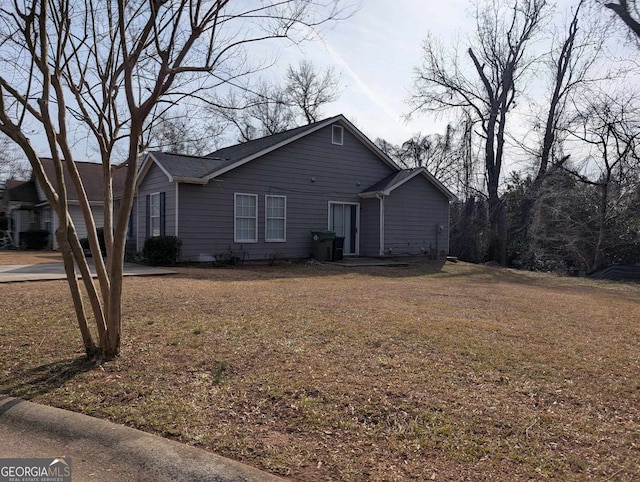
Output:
top-left (0, 0), bottom-right (347, 361)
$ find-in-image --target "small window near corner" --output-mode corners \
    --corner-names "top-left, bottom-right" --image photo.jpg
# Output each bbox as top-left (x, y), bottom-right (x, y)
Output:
top-left (332, 125), bottom-right (344, 145)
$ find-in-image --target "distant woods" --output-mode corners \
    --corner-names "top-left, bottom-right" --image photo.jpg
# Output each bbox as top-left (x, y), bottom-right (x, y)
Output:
top-left (379, 0), bottom-right (640, 273)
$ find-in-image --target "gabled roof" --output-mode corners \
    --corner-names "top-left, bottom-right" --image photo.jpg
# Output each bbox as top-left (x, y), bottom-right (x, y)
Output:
top-left (137, 114), bottom-right (456, 202)
top-left (360, 167), bottom-right (457, 201)
top-left (139, 114), bottom-right (402, 185)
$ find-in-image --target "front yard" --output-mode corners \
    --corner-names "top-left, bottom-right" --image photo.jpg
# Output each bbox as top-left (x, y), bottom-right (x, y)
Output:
top-left (0, 258), bottom-right (638, 480)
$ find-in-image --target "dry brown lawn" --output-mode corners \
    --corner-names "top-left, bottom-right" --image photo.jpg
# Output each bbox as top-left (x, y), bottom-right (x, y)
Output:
top-left (0, 258), bottom-right (638, 480)
top-left (0, 250), bottom-right (63, 265)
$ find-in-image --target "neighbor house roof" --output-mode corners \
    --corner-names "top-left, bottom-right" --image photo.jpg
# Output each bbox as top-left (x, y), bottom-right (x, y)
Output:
top-left (39, 158), bottom-right (127, 203)
top-left (3, 179), bottom-right (39, 205)
top-left (139, 114), bottom-right (402, 185)
top-left (360, 167), bottom-right (457, 201)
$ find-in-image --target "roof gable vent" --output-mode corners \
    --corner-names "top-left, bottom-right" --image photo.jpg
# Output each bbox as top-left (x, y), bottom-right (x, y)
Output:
top-left (332, 124), bottom-right (344, 145)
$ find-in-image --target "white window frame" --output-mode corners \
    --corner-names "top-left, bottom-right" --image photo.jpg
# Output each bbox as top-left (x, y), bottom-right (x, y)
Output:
top-left (328, 201), bottom-right (360, 256)
top-left (149, 192), bottom-right (161, 237)
top-left (42, 206), bottom-right (52, 233)
top-left (234, 193), bottom-right (258, 243)
top-left (332, 124), bottom-right (344, 145)
top-left (265, 195), bottom-right (286, 242)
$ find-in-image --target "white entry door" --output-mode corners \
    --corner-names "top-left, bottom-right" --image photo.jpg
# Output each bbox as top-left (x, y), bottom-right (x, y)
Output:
top-left (329, 202), bottom-right (359, 255)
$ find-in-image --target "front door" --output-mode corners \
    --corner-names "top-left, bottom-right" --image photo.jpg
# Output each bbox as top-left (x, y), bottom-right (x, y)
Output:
top-left (329, 202), bottom-right (359, 255)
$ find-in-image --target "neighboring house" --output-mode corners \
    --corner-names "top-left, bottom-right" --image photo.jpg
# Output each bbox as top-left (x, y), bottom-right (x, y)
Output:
top-left (1, 178), bottom-right (41, 247)
top-left (135, 114), bottom-right (456, 261)
top-left (1, 159), bottom-right (126, 248)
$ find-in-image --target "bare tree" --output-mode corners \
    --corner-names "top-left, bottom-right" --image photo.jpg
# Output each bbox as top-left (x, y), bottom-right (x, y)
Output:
top-left (533, 0), bottom-right (598, 189)
top-left (210, 60), bottom-right (340, 143)
top-left (375, 123), bottom-right (476, 194)
top-left (563, 90), bottom-right (640, 270)
top-left (210, 83), bottom-right (295, 142)
top-left (142, 107), bottom-right (220, 155)
top-left (0, 0), bottom-right (347, 361)
top-left (409, 0), bottom-right (549, 264)
top-left (0, 134), bottom-right (28, 183)
top-left (285, 60), bottom-right (340, 123)
top-left (604, 0), bottom-right (640, 37)
top-left (513, 0), bottom-right (605, 246)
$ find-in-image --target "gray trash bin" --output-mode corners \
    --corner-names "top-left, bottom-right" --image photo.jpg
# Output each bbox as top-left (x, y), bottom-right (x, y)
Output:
top-left (311, 231), bottom-right (336, 261)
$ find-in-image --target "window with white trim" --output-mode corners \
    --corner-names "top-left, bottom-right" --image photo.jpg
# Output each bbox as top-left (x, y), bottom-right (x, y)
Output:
top-left (149, 192), bottom-right (161, 237)
top-left (332, 124), bottom-right (344, 145)
top-left (234, 193), bottom-right (258, 242)
top-left (42, 206), bottom-right (52, 234)
top-left (265, 195), bottom-right (286, 242)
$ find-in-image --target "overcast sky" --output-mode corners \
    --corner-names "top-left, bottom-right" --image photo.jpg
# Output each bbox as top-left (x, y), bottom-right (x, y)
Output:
top-left (272, 0), bottom-right (474, 146)
top-left (12, 0), bottom-right (628, 171)
top-left (259, 0), bottom-right (612, 151)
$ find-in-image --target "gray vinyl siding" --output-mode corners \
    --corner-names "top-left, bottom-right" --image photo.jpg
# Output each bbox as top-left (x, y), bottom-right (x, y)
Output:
top-left (177, 124), bottom-right (395, 261)
top-left (384, 175), bottom-right (450, 256)
top-left (359, 197), bottom-right (380, 256)
top-left (136, 163), bottom-right (175, 249)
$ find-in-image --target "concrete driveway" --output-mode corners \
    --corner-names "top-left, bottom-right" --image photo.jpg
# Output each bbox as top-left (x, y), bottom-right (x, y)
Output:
top-left (0, 260), bottom-right (175, 283)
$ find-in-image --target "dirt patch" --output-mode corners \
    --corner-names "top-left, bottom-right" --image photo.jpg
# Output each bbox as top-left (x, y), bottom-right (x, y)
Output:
top-left (0, 260), bottom-right (638, 480)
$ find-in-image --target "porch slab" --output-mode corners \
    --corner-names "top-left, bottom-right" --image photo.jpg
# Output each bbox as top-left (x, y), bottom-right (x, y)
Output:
top-left (329, 257), bottom-right (410, 267)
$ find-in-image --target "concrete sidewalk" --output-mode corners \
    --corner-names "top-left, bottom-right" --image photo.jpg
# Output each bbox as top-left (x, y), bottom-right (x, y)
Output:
top-left (0, 262), bottom-right (176, 283)
top-left (0, 396), bottom-right (285, 481)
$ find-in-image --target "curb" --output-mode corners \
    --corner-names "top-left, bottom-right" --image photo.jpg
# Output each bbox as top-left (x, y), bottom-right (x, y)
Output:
top-left (0, 396), bottom-right (285, 481)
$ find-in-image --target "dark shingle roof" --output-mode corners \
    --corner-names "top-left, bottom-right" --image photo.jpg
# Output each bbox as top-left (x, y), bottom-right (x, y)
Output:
top-left (6, 179), bottom-right (39, 203)
top-left (205, 119), bottom-right (333, 163)
top-left (40, 158), bottom-right (126, 202)
top-left (361, 169), bottom-right (418, 194)
top-left (150, 152), bottom-right (233, 180)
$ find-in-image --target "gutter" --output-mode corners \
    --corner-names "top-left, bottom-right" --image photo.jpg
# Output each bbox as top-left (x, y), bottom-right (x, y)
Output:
top-left (376, 192), bottom-right (385, 256)
top-left (171, 176), bottom-right (209, 185)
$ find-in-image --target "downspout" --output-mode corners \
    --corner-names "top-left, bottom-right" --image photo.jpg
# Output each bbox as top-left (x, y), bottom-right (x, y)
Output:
top-left (175, 182), bottom-right (179, 237)
top-left (135, 189), bottom-right (139, 252)
top-left (377, 193), bottom-right (385, 256)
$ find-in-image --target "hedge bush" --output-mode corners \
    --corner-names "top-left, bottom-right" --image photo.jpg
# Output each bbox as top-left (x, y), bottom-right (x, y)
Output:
top-left (22, 229), bottom-right (49, 250)
top-left (79, 227), bottom-right (106, 256)
top-left (143, 236), bottom-right (181, 266)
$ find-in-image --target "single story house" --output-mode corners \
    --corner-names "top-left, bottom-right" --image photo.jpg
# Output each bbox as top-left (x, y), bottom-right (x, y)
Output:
top-left (134, 114), bottom-right (456, 261)
top-left (1, 159), bottom-right (125, 249)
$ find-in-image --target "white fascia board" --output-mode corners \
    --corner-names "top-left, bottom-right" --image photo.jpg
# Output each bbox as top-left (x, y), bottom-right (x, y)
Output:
top-left (136, 152), bottom-right (174, 187)
top-left (172, 177), bottom-right (209, 185)
top-left (383, 168), bottom-right (457, 202)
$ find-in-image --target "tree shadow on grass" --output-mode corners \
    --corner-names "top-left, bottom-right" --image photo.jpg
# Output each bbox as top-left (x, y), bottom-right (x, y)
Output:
top-left (0, 357), bottom-right (94, 400)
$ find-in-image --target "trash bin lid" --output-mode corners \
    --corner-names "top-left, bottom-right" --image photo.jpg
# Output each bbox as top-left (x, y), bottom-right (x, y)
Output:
top-left (311, 230), bottom-right (336, 241)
